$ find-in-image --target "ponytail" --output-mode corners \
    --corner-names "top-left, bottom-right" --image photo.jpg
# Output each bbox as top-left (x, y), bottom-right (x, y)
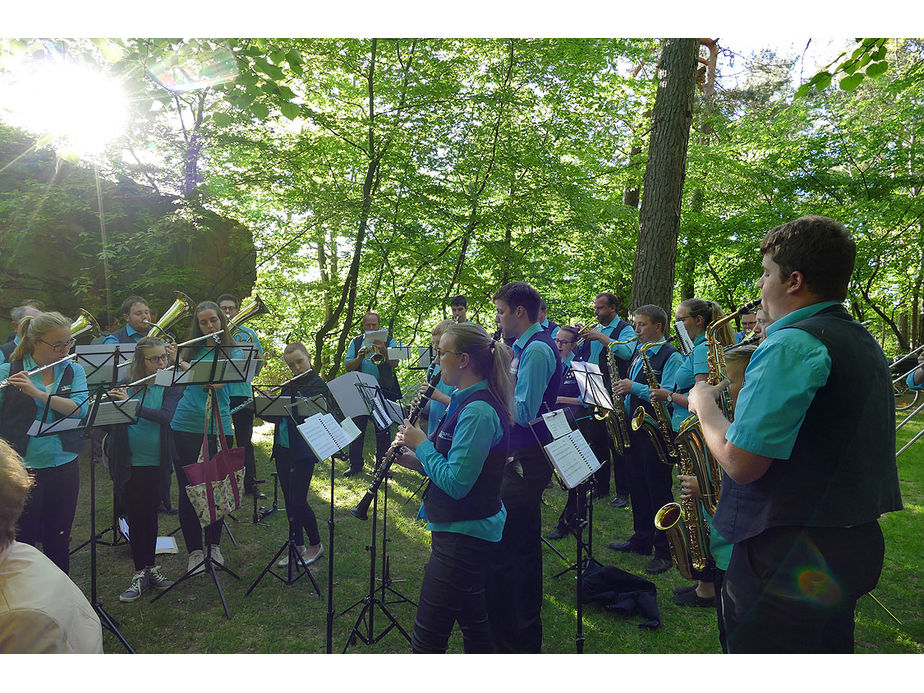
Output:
top-left (10, 312), bottom-right (71, 362)
top-left (444, 323), bottom-right (514, 424)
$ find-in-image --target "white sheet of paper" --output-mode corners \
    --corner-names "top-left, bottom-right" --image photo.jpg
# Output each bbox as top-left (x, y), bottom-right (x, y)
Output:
top-left (362, 329), bottom-right (389, 348)
top-left (27, 417), bottom-right (81, 437)
top-left (543, 429), bottom-right (601, 489)
top-left (387, 346), bottom-right (413, 360)
top-left (297, 413), bottom-right (361, 461)
top-left (542, 409), bottom-right (572, 439)
top-left (156, 536), bottom-right (178, 554)
top-left (91, 399), bottom-right (140, 425)
top-left (327, 372), bottom-right (379, 418)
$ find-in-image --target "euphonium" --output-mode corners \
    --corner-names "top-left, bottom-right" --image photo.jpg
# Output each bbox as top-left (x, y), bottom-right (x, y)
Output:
top-left (592, 336), bottom-right (635, 455)
top-left (227, 293), bottom-right (270, 340)
top-left (630, 338), bottom-right (678, 465)
top-left (70, 309), bottom-right (100, 340)
top-left (145, 291), bottom-right (194, 342)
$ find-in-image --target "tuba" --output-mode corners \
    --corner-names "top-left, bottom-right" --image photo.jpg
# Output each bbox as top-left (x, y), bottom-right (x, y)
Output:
top-left (227, 293), bottom-right (270, 340)
top-left (145, 291), bottom-right (194, 342)
top-left (70, 309), bottom-right (100, 340)
top-left (630, 337), bottom-right (678, 465)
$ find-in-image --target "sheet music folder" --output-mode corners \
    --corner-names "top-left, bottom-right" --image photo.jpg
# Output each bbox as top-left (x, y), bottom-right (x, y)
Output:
top-left (528, 408), bottom-right (602, 489)
top-left (296, 413), bottom-right (361, 461)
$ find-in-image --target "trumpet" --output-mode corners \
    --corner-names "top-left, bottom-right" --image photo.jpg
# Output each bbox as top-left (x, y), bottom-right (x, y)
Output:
top-left (71, 309), bottom-right (101, 340)
top-left (144, 291), bottom-right (194, 342)
top-left (0, 353), bottom-right (79, 390)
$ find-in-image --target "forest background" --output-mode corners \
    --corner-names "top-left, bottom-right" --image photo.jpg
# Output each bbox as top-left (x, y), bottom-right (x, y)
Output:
top-left (2, 33), bottom-right (923, 384)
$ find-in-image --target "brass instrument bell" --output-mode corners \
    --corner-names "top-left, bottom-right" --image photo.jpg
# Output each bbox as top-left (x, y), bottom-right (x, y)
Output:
top-left (145, 291), bottom-right (194, 341)
top-left (227, 293), bottom-right (270, 339)
top-left (70, 309), bottom-right (101, 340)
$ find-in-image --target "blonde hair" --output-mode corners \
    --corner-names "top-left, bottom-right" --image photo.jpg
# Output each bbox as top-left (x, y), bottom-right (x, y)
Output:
top-left (679, 298), bottom-right (734, 346)
top-left (11, 311), bottom-right (71, 362)
top-left (431, 319), bottom-right (456, 339)
top-left (724, 344), bottom-right (757, 384)
top-left (283, 342), bottom-right (310, 359)
top-left (0, 438), bottom-right (33, 550)
top-left (443, 323), bottom-right (513, 423)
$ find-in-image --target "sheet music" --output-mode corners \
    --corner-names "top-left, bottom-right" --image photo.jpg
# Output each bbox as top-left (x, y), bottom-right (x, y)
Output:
top-left (279, 395), bottom-right (328, 419)
top-left (362, 329), bottom-right (389, 348)
top-left (118, 518), bottom-right (177, 553)
top-left (27, 417), bottom-right (81, 436)
top-left (327, 372), bottom-right (379, 418)
top-left (542, 409), bottom-right (573, 440)
top-left (387, 346), bottom-right (414, 360)
top-left (90, 399), bottom-right (140, 425)
top-left (296, 413), bottom-right (361, 461)
top-left (160, 358), bottom-right (258, 385)
top-left (544, 429), bottom-right (601, 489)
top-left (569, 360), bottom-right (614, 410)
top-left (416, 345), bottom-right (436, 369)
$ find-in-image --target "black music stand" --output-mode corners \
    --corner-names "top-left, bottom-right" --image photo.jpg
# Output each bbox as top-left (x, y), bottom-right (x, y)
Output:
top-left (149, 351), bottom-right (255, 619)
top-left (35, 387), bottom-right (138, 652)
top-left (245, 392), bottom-right (328, 595)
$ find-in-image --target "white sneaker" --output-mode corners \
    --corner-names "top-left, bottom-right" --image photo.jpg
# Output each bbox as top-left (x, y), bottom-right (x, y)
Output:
top-left (209, 544), bottom-right (224, 566)
top-left (187, 549), bottom-right (205, 576)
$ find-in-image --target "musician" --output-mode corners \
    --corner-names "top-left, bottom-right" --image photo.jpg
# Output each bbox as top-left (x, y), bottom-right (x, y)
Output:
top-left (89, 310), bottom-right (120, 345)
top-left (343, 312), bottom-right (400, 477)
top-left (106, 338), bottom-right (179, 602)
top-left (0, 438), bottom-right (103, 653)
top-left (576, 292), bottom-right (636, 507)
top-left (753, 307), bottom-right (772, 344)
top-left (908, 351), bottom-right (924, 389)
top-left (394, 323), bottom-right (512, 653)
top-left (259, 343), bottom-right (328, 567)
top-left (0, 312), bottom-right (89, 574)
top-left (422, 320), bottom-right (457, 436)
top-left (450, 295), bottom-right (469, 323)
top-left (537, 299), bottom-right (559, 337)
top-left (688, 216), bottom-right (903, 653)
top-left (169, 301), bottom-right (242, 575)
top-left (608, 305), bottom-right (682, 574)
top-left (103, 295), bottom-right (151, 344)
top-left (733, 306), bottom-right (758, 343)
top-left (486, 281), bottom-right (561, 653)
top-left (217, 293), bottom-right (265, 498)
top-left (1, 301), bottom-right (43, 363)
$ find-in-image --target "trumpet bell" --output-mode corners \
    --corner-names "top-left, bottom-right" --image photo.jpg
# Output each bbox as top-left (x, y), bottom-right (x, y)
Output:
top-left (70, 308), bottom-right (101, 340)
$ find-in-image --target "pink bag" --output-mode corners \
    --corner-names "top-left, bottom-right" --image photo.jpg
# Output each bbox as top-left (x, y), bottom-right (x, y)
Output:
top-left (183, 392), bottom-right (245, 527)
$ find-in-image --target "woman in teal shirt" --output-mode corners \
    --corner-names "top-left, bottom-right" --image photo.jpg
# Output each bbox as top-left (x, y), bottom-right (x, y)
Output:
top-left (108, 337), bottom-right (180, 601)
top-left (0, 312), bottom-right (88, 574)
top-left (395, 323), bottom-right (512, 653)
top-left (169, 302), bottom-right (243, 575)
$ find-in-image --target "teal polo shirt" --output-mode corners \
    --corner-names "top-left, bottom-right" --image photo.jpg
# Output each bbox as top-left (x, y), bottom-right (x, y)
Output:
top-left (511, 323), bottom-right (557, 428)
top-left (725, 302), bottom-right (837, 459)
top-left (127, 385), bottom-right (164, 467)
top-left (227, 325), bottom-right (263, 399)
top-left (667, 334), bottom-right (708, 431)
top-left (624, 342), bottom-right (684, 416)
top-left (170, 347), bottom-right (242, 435)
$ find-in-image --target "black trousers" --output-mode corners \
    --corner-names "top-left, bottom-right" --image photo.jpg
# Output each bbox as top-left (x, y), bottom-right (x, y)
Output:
top-left (230, 396), bottom-right (257, 490)
top-left (274, 451), bottom-right (320, 547)
top-left (624, 426), bottom-right (673, 559)
top-left (172, 430), bottom-right (229, 552)
top-left (721, 521), bottom-right (884, 653)
top-left (412, 531), bottom-right (495, 654)
top-left (124, 465), bottom-right (160, 571)
top-left (485, 446), bottom-right (553, 653)
top-left (347, 414), bottom-right (392, 473)
top-left (587, 419), bottom-right (629, 498)
top-left (18, 458), bottom-right (80, 575)
top-left (158, 452), bottom-right (174, 509)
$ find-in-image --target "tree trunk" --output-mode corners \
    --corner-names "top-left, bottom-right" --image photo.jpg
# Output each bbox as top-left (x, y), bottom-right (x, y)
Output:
top-left (630, 38), bottom-right (699, 313)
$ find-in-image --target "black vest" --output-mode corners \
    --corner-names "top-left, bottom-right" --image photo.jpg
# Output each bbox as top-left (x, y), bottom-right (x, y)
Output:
top-left (0, 340), bottom-right (15, 361)
top-left (423, 389), bottom-right (510, 523)
top-left (713, 305), bottom-right (903, 544)
top-left (349, 333), bottom-right (402, 400)
top-left (111, 325), bottom-right (142, 344)
top-left (510, 328), bottom-right (562, 451)
top-left (576, 318), bottom-right (633, 386)
top-left (629, 342), bottom-right (679, 419)
top-left (0, 359), bottom-right (86, 457)
top-left (277, 371), bottom-right (331, 463)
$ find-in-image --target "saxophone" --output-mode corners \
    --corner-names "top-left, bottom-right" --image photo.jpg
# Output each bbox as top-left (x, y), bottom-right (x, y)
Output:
top-left (630, 338), bottom-right (678, 465)
top-left (592, 337), bottom-right (636, 455)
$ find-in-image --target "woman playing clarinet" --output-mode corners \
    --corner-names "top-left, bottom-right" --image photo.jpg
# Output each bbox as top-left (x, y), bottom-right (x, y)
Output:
top-left (394, 323), bottom-right (512, 653)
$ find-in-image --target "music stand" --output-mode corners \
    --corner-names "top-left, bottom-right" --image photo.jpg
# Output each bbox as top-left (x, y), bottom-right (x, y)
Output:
top-left (34, 388), bottom-right (138, 652)
top-left (150, 349), bottom-right (256, 619)
top-left (245, 392), bottom-right (328, 595)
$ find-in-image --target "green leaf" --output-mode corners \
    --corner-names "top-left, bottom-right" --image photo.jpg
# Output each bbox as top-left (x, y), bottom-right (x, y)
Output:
top-left (279, 101), bottom-right (300, 120)
top-left (866, 60), bottom-right (889, 79)
top-left (840, 73), bottom-right (865, 92)
top-left (250, 102), bottom-right (269, 119)
top-left (815, 71), bottom-right (832, 91)
top-left (286, 49), bottom-right (303, 66)
top-left (213, 112), bottom-right (233, 127)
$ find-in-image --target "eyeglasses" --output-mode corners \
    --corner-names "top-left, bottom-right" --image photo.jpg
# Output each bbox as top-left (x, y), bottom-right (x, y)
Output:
top-left (144, 354), bottom-right (170, 363)
top-left (38, 337), bottom-right (76, 351)
top-left (554, 338), bottom-right (575, 346)
top-left (434, 349), bottom-right (463, 358)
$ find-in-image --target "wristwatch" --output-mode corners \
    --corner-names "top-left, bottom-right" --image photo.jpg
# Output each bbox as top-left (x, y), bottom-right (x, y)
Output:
top-left (666, 393), bottom-right (673, 404)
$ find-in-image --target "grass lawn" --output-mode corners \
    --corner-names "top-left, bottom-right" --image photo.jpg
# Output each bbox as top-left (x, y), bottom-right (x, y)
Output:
top-left (59, 415), bottom-right (923, 655)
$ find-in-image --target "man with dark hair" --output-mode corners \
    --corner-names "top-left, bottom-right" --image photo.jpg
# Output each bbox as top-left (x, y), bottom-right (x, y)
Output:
top-left (218, 293), bottom-right (265, 497)
top-left (103, 296), bottom-right (151, 345)
top-left (609, 304), bottom-right (682, 574)
top-left (343, 311), bottom-right (400, 477)
top-left (537, 299), bottom-right (559, 337)
top-left (733, 307), bottom-right (758, 343)
top-left (689, 215), bottom-right (903, 653)
top-left (449, 295), bottom-right (468, 323)
top-left (486, 281), bottom-right (561, 652)
top-left (576, 291), bottom-right (636, 507)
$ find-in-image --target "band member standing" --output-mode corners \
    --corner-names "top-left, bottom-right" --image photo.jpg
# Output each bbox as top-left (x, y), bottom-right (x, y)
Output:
top-left (343, 312), bottom-right (400, 477)
top-left (537, 299), bottom-right (559, 337)
top-left (733, 306), bottom-right (758, 343)
top-left (450, 296), bottom-right (469, 323)
top-left (107, 338), bottom-right (179, 602)
top-left (259, 342), bottom-right (328, 567)
top-left (688, 216), bottom-right (903, 653)
top-left (576, 292), bottom-right (636, 507)
top-left (609, 305), bottom-right (683, 574)
top-left (422, 320), bottom-right (457, 436)
top-left (169, 302), bottom-right (242, 575)
top-left (395, 323), bottom-right (512, 653)
top-left (0, 312), bottom-right (88, 574)
top-left (2, 301), bottom-right (43, 363)
top-left (103, 295), bottom-right (152, 345)
top-left (217, 293), bottom-right (265, 498)
top-left (486, 282), bottom-right (561, 653)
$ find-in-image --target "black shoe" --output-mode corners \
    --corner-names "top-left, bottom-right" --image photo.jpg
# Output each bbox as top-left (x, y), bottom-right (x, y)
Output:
top-left (609, 493), bottom-right (630, 508)
top-left (608, 540), bottom-right (651, 556)
top-left (645, 556), bottom-right (673, 574)
top-left (672, 583), bottom-right (698, 596)
top-left (342, 468), bottom-right (362, 478)
top-left (545, 526), bottom-right (569, 541)
top-left (671, 588), bottom-right (715, 607)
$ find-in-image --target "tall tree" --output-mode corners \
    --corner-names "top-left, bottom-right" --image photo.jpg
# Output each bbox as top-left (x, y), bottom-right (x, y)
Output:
top-left (630, 38), bottom-right (699, 312)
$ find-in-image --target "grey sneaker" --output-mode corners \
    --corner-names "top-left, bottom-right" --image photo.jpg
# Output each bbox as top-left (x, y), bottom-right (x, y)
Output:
top-left (187, 549), bottom-right (205, 576)
top-left (119, 571), bottom-right (148, 602)
top-left (146, 565), bottom-right (175, 590)
top-left (209, 544), bottom-right (224, 566)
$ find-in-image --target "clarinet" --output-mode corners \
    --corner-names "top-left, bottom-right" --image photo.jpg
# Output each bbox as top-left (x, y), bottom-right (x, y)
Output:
top-left (350, 364), bottom-right (441, 520)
